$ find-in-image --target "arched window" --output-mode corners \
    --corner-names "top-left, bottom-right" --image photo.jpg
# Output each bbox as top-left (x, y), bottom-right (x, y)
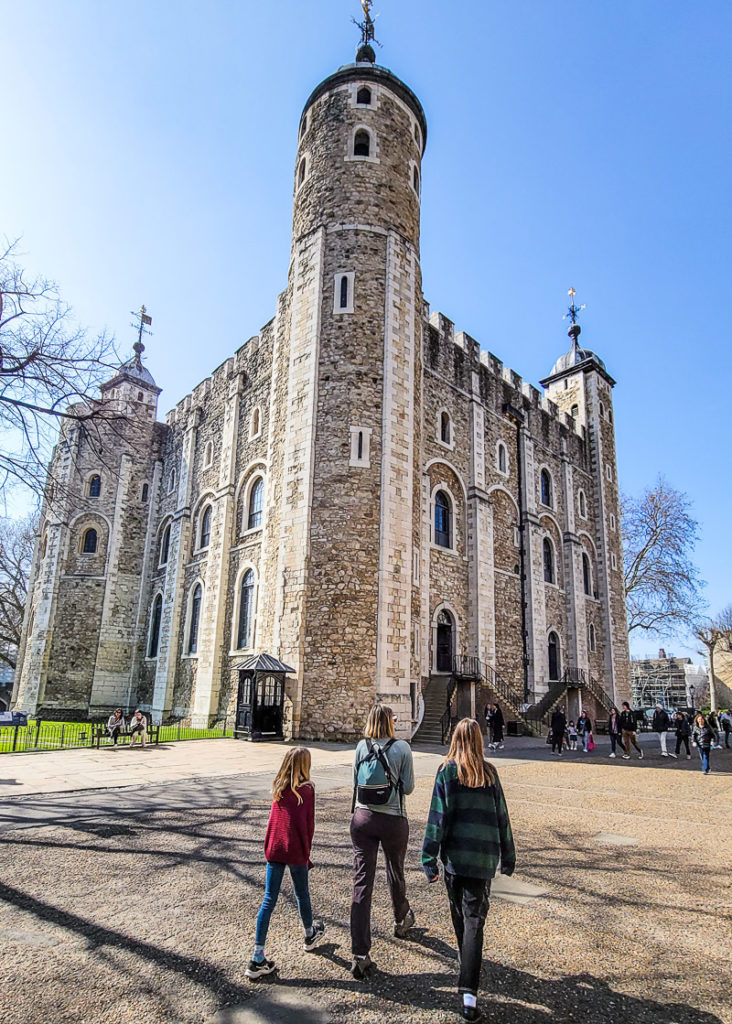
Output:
top-left (414, 123), bottom-right (421, 147)
top-left (497, 442), bottom-right (507, 474)
top-left (41, 534), bottom-right (48, 559)
top-left (169, 469), bottom-right (176, 494)
top-left (199, 505), bottom-right (212, 549)
top-left (299, 114), bottom-right (307, 138)
top-left (548, 632), bottom-right (560, 681)
top-left (434, 491), bottom-right (451, 549)
top-left (248, 478), bottom-right (264, 531)
top-left (203, 440), bottom-right (213, 467)
top-left (340, 274), bottom-right (350, 309)
top-left (141, 483), bottom-right (149, 502)
top-left (599, 401), bottom-right (605, 419)
top-left (237, 569), bottom-right (255, 649)
top-left (570, 404), bottom-right (579, 418)
top-left (543, 538), bottom-right (555, 584)
top-left (440, 411), bottom-right (451, 445)
top-left (82, 528), bottom-right (98, 554)
top-left (436, 609), bottom-right (454, 672)
top-left (298, 157), bottom-right (307, 187)
top-left (540, 469), bottom-right (553, 507)
top-left (159, 523), bottom-right (171, 565)
top-left (354, 130), bottom-right (370, 157)
top-left (188, 584), bottom-right (202, 654)
top-left (578, 490), bottom-right (586, 518)
top-left (582, 553), bottom-right (592, 595)
top-left (357, 430), bottom-right (364, 461)
top-left (88, 475), bottom-right (101, 498)
top-left (413, 166), bottom-right (420, 194)
top-left (357, 86), bottom-right (372, 105)
top-left (250, 407), bottom-right (261, 438)
top-left (589, 623), bottom-right (596, 653)
top-left (148, 594), bottom-right (163, 658)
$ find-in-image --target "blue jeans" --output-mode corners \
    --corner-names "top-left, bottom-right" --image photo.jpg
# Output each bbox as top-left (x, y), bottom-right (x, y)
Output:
top-left (698, 747), bottom-right (710, 773)
top-left (255, 862), bottom-right (313, 946)
top-left (583, 732), bottom-right (590, 752)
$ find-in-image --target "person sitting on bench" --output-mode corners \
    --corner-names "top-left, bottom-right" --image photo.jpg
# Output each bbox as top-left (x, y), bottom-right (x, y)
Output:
top-left (129, 710), bottom-right (148, 748)
top-left (107, 708), bottom-right (126, 745)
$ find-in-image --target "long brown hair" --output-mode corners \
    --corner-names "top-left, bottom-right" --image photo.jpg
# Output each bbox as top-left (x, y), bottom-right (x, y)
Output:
top-left (443, 718), bottom-right (495, 788)
top-left (364, 704), bottom-right (395, 740)
top-left (272, 747), bottom-right (312, 804)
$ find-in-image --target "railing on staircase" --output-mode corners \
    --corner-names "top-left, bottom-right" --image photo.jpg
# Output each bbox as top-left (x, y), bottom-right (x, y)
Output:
top-left (523, 668), bottom-right (617, 733)
top-left (440, 676), bottom-right (458, 744)
top-left (583, 673), bottom-right (617, 716)
top-left (451, 655), bottom-right (535, 735)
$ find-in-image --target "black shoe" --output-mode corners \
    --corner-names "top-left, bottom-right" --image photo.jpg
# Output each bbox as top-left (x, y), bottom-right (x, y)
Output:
top-left (460, 1004), bottom-right (483, 1021)
top-left (394, 907), bottom-right (416, 937)
top-left (303, 920), bottom-right (326, 951)
top-left (351, 954), bottom-right (375, 979)
top-left (245, 957), bottom-right (276, 979)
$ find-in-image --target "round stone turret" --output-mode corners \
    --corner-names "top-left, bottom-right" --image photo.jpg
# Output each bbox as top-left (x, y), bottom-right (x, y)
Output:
top-left (292, 62), bottom-right (427, 249)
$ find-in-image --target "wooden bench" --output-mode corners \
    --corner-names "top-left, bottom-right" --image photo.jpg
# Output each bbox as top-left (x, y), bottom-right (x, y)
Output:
top-left (94, 723), bottom-right (160, 748)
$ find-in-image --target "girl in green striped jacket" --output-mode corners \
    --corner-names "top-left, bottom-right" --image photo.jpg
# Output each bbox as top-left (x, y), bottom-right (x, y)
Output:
top-left (421, 717), bottom-right (516, 1023)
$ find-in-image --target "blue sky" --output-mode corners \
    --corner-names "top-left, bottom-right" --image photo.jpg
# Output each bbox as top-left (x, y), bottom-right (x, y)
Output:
top-left (2, 1), bottom-right (730, 660)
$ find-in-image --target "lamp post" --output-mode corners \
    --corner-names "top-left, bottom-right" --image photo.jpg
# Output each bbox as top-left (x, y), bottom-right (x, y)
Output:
top-left (689, 684), bottom-right (695, 716)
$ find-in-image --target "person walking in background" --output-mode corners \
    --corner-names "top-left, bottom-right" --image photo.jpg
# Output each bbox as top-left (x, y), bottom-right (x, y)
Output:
top-left (422, 718), bottom-right (516, 1023)
top-left (619, 701), bottom-right (643, 760)
top-left (707, 710), bottom-right (722, 749)
top-left (674, 711), bottom-right (691, 759)
top-left (246, 747), bottom-right (325, 979)
top-left (550, 708), bottom-right (566, 755)
top-left (720, 710), bottom-right (732, 748)
top-left (577, 711), bottom-right (593, 753)
top-left (106, 708), bottom-right (125, 745)
top-left (652, 704), bottom-right (675, 758)
top-left (568, 720), bottom-right (578, 751)
top-left (487, 703), bottom-right (504, 750)
top-left (691, 713), bottom-right (714, 774)
top-left (350, 704), bottom-right (416, 979)
top-left (128, 710), bottom-right (148, 748)
top-left (607, 708), bottom-right (624, 758)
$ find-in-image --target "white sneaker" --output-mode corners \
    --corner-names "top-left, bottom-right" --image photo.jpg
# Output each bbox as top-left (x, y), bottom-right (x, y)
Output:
top-left (661, 752), bottom-right (668, 757)
top-left (498, 744), bottom-right (504, 749)
top-left (609, 752), bottom-right (616, 758)
top-left (669, 753), bottom-right (677, 759)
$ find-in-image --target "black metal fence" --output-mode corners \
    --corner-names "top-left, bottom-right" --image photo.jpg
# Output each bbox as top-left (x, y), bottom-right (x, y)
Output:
top-left (0, 717), bottom-right (232, 755)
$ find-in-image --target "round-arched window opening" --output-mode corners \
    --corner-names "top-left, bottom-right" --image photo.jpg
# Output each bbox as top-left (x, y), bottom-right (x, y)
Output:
top-left (82, 528), bottom-right (98, 554)
top-left (298, 157), bottom-right (307, 187)
top-left (413, 166), bottom-right (420, 195)
top-left (237, 569), bottom-right (255, 649)
top-left (543, 538), bottom-right (555, 584)
top-left (548, 632), bottom-right (561, 681)
top-left (88, 475), bottom-right (101, 498)
top-left (497, 443), bottom-right (507, 474)
top-left (436, 609), bottom-right (454, 672)
top-left (248, 478), bottom-right (264, 531)
top-left (440, 411), bottom-right (451, 445)
top-left (159, 523), bottom-right (171, 565)
top-left (141, 483), bottom-right (149, 502)
top-left (434, 490), bottom-right (452, 549)
top-left (357, 86), bottom-right (372, 105)
top-left (199, 505), bottom-right (212, 549)
top-left (589, 622), bottom-right (597, 653)
top-left (148, 594), bottom-right (163, 658)
top-left (582, 553), bottom-right (592, 595)
top-left (354, 130), bottom-right (371, 157)
top-left (540, 469), bottom-right (553, 508)
top-left (579, 490), bottom-right (586, 518)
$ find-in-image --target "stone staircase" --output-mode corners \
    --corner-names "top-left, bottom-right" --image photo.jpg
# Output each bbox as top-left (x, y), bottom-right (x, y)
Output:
top-left (413, 676), bottom-right (451, 744)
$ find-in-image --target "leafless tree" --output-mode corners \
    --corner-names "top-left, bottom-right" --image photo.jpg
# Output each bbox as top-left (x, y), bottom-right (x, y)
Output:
top-left (622, 477), bottom-right (705, 637)
top-left (0, 239), bottom-right (123, 503)
top-left (693, 605), bottom-right (732, 713)
top-left (0, 515), bottom-right (35, 670)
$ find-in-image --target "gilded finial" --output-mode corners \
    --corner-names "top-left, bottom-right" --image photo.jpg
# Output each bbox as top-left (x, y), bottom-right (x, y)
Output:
top-left (563, 288), bottom-right (586, 327)
top-left (130, 304), bottom-right (153, 361)
top-left (353, 0), bottom-right (380, 62)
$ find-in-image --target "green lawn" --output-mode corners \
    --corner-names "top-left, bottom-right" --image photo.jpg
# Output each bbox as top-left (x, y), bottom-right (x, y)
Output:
top-left (0, 719), bottom-right (233, 753)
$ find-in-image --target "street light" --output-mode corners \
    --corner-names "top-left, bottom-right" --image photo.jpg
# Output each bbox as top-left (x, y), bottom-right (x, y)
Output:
top-left (689, 684), bottom-right (695, 715)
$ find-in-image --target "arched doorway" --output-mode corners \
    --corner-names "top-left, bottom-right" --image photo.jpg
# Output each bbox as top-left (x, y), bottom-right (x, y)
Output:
top-left (436, 610), bottom-right (454, 673)
top-left (548, 632), bottom-right (561, 681)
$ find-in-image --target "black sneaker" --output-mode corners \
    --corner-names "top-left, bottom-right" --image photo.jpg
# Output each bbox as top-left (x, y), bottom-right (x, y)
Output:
top-left (461, 1004), bottom-right (483, 1021)
top-left (245, 957), bottom-right (276, 979)
top-left (394, 907), bottom-right (416, 938)
top-left (303, 920), bottom-right (326, 951)
top-left (351, 954), bottom-right (375, 979)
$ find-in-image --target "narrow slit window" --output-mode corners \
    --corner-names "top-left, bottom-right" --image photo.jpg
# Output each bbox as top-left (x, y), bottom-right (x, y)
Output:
top-left (541, 469), bottom-right (553, 507)
top-left (582, 553), bottom-right (592, 595)
top-left (160, 524), bottom-right (171, 565)
top-left (589, 623), bottom-right (596, 653)
top-left (340, 275), bottom-right (349, 309)
top-left (357, 431), bottom-right (364, 461)
top-left (413, 166), bottom-right (420, 194)
top-left (188, 584), bottom-right (202, 654)
top-left (440, 411), bottom-right (451, 445)
top-left (543, 538), bottom-right (554, 584)
top-left (141, 483), bottom-right (149, 502)
top-left (148, 595), bottom-right (163, 658)
top-left (298, 158), bottom-right (307, 186)
top-left (497, 443), bottom-right (507, 474)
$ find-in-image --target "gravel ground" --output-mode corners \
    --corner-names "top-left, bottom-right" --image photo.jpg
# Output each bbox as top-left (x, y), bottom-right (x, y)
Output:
top-left (0, 756), bottom-right (730, 1024)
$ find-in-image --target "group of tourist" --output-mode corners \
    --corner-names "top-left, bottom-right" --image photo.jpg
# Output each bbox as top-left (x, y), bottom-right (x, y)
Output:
top-left (546, 701), bottom-right (728, 774)
top-left (106, 708), bottom-right (149, 747)
top-left (246, 705), bottom-right (513, 1023)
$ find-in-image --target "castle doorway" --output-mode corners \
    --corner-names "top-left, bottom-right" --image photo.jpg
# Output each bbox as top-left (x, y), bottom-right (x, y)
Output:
top-left (232, 653), bottom-right (294, 741)
top-left (436, 610), bottom-right (454, 673)
top-left (548, 632), bottom-right (561, 681)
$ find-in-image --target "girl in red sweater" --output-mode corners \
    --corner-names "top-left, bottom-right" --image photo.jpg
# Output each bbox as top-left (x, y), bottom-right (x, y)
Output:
top-left (245, 747), bottom-right (325, 979)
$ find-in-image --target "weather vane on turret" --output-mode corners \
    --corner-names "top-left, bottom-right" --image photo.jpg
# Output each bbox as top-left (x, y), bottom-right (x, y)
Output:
top-left (563, 287), bottom-right (586, 327)
top-left (353, 0), bottom-right (380, 62)
top-left (129, 305), bottom-right (153, 366)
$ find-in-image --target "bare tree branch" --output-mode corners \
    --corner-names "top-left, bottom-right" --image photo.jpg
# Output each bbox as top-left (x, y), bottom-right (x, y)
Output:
top-left (0, 515), bottom-right (35, 670)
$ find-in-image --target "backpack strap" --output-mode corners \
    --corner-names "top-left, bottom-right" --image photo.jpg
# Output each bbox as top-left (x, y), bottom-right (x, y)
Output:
top-left (376, 738), bottom-right (405, 815)
top-left (352, 739), bottom-right (374, 814)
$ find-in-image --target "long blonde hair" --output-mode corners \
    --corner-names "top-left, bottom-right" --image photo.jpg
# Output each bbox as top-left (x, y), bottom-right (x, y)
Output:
top-left (272, 746), bottom-right (312, 804)
top-left (364, 704), bottom-right (395, 740)
top-left (443, 718), bottom-right (495, 788)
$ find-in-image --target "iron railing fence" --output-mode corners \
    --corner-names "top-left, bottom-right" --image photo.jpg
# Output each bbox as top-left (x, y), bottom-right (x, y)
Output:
top-left (0, 716), bottom-right (232, 755)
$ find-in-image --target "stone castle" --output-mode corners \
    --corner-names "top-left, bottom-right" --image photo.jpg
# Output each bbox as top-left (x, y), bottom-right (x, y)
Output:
top-left (13, 37), bottom-right (630, 739)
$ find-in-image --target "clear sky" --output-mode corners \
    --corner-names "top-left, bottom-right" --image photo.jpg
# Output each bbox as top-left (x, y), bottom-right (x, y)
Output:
top-left (2, 1), bottom-right (730, 661)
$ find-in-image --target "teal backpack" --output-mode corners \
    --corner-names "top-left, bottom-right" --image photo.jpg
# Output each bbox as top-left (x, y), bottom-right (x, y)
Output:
top-left (352, 738), bottom-right (403, 812)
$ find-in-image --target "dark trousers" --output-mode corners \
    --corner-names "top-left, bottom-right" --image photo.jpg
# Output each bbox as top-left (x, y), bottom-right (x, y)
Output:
top-left (676, 735), bottom-right (690, 756)
top-left (444, 872), bottom-right (491, 995)
top-left (551, 732), bottom-right (563, 753)
top-left (610, 733), bottom-right (623, 754)
top-left (108, 726), bottom-right (122, 745)
top-left (723, 726), bottom-right (731, 749)
top-left (350, 808), bottom-right (410, 956)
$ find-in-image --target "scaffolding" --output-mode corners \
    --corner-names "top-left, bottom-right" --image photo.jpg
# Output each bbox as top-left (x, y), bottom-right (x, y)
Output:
top-left (632, 663), bottom-right (689, 709)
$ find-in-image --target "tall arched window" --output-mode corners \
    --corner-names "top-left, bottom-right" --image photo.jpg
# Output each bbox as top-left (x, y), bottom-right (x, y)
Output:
top-left (199, 505), bottom-right (212, 549)
top-left (357, 86), bottom-right (372, 105)
top-left (141, 483), bottom-right (149, 502)
top-left (578, 490), bottom-right (587, 518)
top-left (248, 478), bottom-right (264, 531)
top-left (436, 609), bottom-right (454, 672)
top-left (434, 491), bottom-right (451, 549)
top-left (298, 158), bottom-right (307, 187)
top-left (340, 274), bottom-right (349, 309)
top-left (540, 469), bottom-right (553, 507)
top-left (159, 523), bottom-right (171, 565)
top-left (88, 475), bottom-right (101, 498)
top-left (203, 440), bottom-right (213, 468)
top-left (237, 569), bottom-right (255, 649)
top-left (543, 538), bottom-right (555, 584)
top-left (570, 404), bottom-right (579, 418)
top-left (82, 528), bottom-right (98, 554)
top-left (188, 584), bottom-right (202, 654)
top-left (497, 442), bottom-right (507, 474)
top-left (413, 166), bottom-right (420, 194)
top-left (440, 411), bottom-right (451, 445)
top-left (582, 553), bottom-right (592, 596)
top-left (169, 469), bottom-right (176, 493)
top-left (354, 130), bottom-right (370, 157)
top-left (548, 632), bottom-right (560, 681)
top-left (148, 595), bottom-right (163, 658)
top-left (589, 623), bottom-right (596, 653)
top-left (357, 431), bottom-right (364, 460)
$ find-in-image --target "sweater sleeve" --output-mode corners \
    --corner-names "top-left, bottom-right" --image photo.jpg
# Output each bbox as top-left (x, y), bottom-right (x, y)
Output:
top-left (306, 785), bottom-right (315, 857)
top-left (421, 768), bottom-right (449, 880)
top-left (494, 776), bottom-right (516, 875)
top-left (399, 743), bottom-right (415, 796)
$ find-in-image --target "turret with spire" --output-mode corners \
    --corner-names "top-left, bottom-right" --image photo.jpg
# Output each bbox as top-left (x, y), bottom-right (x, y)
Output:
top-left (100, 305), bottom-right (162, 419)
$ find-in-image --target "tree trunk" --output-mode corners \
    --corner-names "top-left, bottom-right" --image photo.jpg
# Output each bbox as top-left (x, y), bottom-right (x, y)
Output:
top-left (708, 648), bottom-right (718, 713)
